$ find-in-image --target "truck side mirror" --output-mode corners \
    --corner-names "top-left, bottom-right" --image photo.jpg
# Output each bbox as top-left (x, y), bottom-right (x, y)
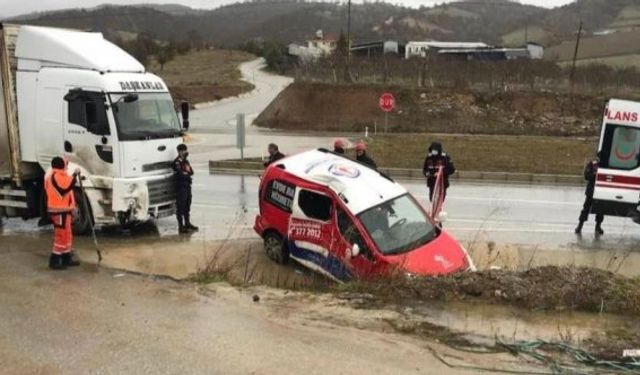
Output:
top-left (351, 244), bottom-right (360, 258)
top-left (63, 89), bottom-right (82, 102)
top-left (181, 101), bottom-right (190, 130)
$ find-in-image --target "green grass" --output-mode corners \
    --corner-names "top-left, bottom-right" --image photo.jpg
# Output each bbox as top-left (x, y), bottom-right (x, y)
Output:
top-left (362, 134), bottom-right (597, 175)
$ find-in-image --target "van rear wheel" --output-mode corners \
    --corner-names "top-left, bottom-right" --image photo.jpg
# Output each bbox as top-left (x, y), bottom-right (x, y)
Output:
top-left (264, 232), bottom-right (288, 264)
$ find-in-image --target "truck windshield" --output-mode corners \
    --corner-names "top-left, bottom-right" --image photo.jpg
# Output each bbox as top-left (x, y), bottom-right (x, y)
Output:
top-left (110, 93), bottom-right (182, 140)
top-left (357, 194), bottom-right (438, 256)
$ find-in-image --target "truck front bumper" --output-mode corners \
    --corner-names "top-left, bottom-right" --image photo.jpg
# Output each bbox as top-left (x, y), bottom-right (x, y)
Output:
top-left (112, 174), bottom-right (176, 222)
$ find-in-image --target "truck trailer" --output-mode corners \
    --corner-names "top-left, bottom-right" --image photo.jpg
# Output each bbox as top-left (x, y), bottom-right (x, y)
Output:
top-left (0, 24), bottom-right (187, 233)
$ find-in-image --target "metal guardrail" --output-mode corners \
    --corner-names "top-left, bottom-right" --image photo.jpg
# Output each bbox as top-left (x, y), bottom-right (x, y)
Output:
top-left (209, 160), bottom-right (584, 186)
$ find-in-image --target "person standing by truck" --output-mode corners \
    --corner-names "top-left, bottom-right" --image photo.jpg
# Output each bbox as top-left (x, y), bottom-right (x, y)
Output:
top-left (575, 153), bottom-right (604, 236)
top-left (173, 144), bottom-right (198, 234)
top-left (45, 157), bottom-right (80, 270)
top-left (423, 142), bottom-right (456, 202)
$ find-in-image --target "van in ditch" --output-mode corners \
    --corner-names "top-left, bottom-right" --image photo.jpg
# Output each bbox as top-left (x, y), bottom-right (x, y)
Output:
top-left (254, 148), bottom-right (475, 282)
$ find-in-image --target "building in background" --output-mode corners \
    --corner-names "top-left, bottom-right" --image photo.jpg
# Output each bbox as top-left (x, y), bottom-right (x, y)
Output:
top-left (350, 40), bottom-right (402, 57)
top-left (288, 29), bottom-right (338, 62)
top-left (406, 41), bottom-right (544, 61)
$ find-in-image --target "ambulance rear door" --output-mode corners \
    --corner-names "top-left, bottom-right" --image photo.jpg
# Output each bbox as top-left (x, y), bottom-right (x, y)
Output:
top-left (593, 102), bottom-right (640, 217)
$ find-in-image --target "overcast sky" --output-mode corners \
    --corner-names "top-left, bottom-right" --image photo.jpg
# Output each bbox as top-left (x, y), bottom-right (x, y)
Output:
top-left (0, 0), bottom-right (577, 19)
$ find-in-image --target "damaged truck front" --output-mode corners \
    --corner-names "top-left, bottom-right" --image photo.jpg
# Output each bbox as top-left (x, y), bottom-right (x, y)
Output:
top-left (0, 24), bottom-right (188, 233)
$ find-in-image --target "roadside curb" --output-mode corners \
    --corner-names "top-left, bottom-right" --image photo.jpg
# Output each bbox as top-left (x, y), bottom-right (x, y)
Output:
top-left (208, 160), bottom-right (583, 186)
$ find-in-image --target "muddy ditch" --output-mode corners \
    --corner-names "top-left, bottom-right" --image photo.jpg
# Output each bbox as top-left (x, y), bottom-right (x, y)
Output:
top-left (190, 241), bottom-right (640, 366)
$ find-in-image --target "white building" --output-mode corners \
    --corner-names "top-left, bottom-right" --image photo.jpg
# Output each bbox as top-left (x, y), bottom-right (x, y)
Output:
top-left (288, 29), bottom-right (338, 62)
top-left (405, 41), bottom-right (489, 59)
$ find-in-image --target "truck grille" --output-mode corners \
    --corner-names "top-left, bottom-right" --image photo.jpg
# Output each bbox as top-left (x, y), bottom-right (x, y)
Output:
top-left (147, 177), bottom-right (175, 206)
top-left (143, 161), bottom-right (172, 172)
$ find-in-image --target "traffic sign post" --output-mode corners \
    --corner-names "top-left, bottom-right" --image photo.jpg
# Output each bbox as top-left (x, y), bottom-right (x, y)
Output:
top-left (379, 92), bottom-right (395, 133)
top-left (236, 113), bottom-right (246, 160)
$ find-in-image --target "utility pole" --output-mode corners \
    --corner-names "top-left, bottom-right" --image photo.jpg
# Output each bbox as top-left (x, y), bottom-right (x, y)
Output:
top-left (345, 0), bottom-right (352, 82)
top-left (569, 19), bottom-right (583, 91)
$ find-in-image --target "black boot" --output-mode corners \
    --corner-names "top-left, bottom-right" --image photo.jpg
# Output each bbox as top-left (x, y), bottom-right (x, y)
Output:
top-left (575, 221), bottom-right (584, 234)
top-left (595, 224), bottom-right (604, 236)
top-left (63, 252), bottom-right (80, 267)
top-left (178, 216), bottom-right (189, 234)
top-left (49, 254), bottom-right (67, 270)
top-left (185, 215), bottom-right (199, 232)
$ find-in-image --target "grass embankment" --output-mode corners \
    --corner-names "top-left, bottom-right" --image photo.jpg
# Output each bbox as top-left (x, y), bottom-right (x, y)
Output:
top-left (361, 134), bottom-right (597, 175)
top-left (151, 49), bottom-right (255, 105)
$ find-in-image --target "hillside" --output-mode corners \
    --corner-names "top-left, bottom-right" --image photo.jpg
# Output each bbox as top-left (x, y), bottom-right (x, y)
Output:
top-left (8, 0), bottom-right (640, 68)
top-left (10, 1), bottom-right (543, 46)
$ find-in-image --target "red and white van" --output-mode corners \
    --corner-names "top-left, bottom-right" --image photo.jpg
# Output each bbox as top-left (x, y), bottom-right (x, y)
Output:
top-left (593, 99), bottom-right (640, 219)
top-left (254, 148), bottom-right (475, 282)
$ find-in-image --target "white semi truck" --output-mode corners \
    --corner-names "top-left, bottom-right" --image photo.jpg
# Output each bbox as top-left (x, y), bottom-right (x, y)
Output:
top-left (0, 24), bottom-right (188, 233)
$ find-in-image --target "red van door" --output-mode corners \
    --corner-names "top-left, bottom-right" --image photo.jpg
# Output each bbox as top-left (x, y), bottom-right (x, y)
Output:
top-left (334, 206), bottom-right (379, 279)
top-left (287, 188), bottom-right (354, 282)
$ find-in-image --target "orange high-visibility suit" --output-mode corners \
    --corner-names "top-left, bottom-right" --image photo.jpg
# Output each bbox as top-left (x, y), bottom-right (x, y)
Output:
top-left (44, 166), bottom-right (77, 256)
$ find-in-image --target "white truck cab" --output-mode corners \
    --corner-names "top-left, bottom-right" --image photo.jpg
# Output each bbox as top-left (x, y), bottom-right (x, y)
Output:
top-left (0, 24), bottom-right (186, 233)
top-left (592, 99), bottom-right (640, 219)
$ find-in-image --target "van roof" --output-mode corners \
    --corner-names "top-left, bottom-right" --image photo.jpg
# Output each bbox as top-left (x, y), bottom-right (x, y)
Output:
top-left (278, 149), bottom-right (407, 214)
top-left (14, 25), bottom-right (144, 73)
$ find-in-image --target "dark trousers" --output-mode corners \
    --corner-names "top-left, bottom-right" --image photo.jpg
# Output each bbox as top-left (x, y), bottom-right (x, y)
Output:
top-left (579, 193), bottom-right (604, 225)
top-left (176, 187), bottom-right (192, 226)
top-left (428, 185), bottom-right (447, 202)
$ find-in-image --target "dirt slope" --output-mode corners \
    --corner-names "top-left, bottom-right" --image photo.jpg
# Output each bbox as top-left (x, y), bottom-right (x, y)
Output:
top-left (255, 82), bottom-right (610, 137)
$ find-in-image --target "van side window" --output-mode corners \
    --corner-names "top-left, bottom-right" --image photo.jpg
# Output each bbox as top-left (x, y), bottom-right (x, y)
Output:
top-left (298, 190), bottom-right (332, 221)
top-left (264, 179), bottom-right (295, 213)
top-left (337, 207), bottom-right (373, 259)
top-left (67, 92), bottom-right (110, 135)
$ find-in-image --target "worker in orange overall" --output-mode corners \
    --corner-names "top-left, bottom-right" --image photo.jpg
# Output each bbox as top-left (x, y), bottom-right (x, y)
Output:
top-left (45, 157), bottom-right (81, 270)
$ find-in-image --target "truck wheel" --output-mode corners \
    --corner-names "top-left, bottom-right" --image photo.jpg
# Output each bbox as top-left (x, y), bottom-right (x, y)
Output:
top-left (264, 231), bottom-right (288, 264)
top-left (72, 189), bottom-right (93, 235)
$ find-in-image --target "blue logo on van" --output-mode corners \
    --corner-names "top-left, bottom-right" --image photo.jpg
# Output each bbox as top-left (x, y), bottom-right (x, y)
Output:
top-left (328, 163), bottom-right (360, 178)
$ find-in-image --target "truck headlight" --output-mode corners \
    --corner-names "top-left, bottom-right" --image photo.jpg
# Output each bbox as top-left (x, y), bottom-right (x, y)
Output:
top-left (128, 183), bottom-right (138, 194)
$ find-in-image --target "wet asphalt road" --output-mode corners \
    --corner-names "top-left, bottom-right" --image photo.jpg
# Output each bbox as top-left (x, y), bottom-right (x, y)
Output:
top-left (186, 173), bottom-right (640, 250)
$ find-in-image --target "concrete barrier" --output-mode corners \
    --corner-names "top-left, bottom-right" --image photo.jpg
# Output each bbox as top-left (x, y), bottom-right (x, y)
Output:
top-left (209, 160), bottom-right (584, 186)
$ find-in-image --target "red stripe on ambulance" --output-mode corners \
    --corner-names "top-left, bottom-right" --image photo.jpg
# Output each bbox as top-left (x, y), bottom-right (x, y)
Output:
top-left (597, 174), bottom-right (640, 185)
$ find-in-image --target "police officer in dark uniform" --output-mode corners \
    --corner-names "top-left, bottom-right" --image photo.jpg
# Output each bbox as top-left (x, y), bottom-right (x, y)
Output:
top-left (264, 143), bottom-right (285, 167)
top-left (575, 154), bottom-right (604, 236)
top-left (422, 142), bottom-right (456, 202)
top-left (173, 144), bottom-right (198, 234)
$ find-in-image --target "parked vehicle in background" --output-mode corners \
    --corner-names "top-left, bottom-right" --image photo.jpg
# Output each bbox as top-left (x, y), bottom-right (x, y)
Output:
top-left (254, 148), bottom-right (475, 282)
top-left (592, 99), bottom-right (640, 222)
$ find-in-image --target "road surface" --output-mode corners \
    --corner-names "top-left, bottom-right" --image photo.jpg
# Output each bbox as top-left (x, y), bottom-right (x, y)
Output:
top-left (186, 58), bottom-right (338, 164)
top-left (0, 248), bottom-right (546, 375)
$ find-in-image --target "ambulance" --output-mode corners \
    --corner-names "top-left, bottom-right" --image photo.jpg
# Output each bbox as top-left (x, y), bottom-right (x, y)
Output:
top-left (593, 99), bottom-right (640, 220)
top-left (254, 148), bottom-right (475, 282)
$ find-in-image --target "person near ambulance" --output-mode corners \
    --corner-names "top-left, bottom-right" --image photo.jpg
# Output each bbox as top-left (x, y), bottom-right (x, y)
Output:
top-left (264, 143), bottom-right (285, 168)
top-left (355, 143), bottom-right (377, 170)
top-left (575, 153), bottom-right (604, 236)
top-left (45, 157), bottom-right (81, 270)
top-left (422, 142), bottom-right (456, 202)
top-left (173, 144), bottom-right (198, 234)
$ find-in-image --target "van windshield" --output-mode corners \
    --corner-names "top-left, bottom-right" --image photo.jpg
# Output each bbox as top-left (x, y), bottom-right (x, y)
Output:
top-left (110, 93), bottom-right (182, 141)
top-left (600, 124), bottom-right (640, 170)
top-left (357, 194), bottom-right (438, 255)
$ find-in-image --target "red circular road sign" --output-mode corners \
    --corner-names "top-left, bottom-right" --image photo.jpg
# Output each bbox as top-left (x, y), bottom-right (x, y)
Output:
top-left (379, 93), bottom-right (395, 112)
